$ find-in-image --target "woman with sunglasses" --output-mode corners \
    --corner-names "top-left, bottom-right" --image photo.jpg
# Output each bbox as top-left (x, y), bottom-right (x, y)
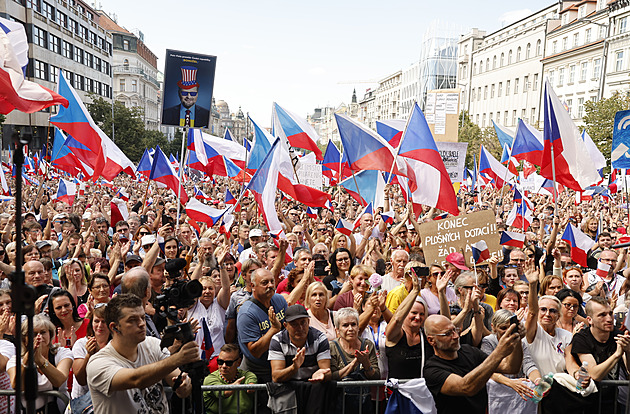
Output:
top-left (323, 248), bottom-right (354, 306)
top-left (555, 288), bottom-right (585, 334)
top-left (71, 303), bottom-right (111, 399)
top-left (420, 264), bottom-right (457, 315)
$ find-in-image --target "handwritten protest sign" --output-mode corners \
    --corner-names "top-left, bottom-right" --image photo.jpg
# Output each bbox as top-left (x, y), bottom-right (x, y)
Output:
top-left (418, 209), bottom-right (502, 267)
top-left (296, 164), bottom-right (323, 190)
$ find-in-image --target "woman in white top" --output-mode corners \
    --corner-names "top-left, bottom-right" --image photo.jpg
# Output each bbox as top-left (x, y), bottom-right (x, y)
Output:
top-left (71, 303), bottom-right (111, 399)
top-left (420, 264), bottom-right (457, 315)
top-left (7, 314), bottom-right (73, 413)
top-left (305, 281), bottom-right (337, 341)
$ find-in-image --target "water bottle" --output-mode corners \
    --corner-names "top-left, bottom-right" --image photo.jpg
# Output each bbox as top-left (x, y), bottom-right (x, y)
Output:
top-left (576, 361), bottom-right (589, 392)
top-left (530, 373), bottom-right (554, 403)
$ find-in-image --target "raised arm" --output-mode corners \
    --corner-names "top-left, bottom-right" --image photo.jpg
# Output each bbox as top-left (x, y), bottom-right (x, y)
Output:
top-left (524, 258), bottom-right (539, 344)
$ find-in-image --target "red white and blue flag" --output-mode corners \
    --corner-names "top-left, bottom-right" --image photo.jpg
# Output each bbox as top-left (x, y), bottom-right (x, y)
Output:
top-left (335, 218), bottom-right (354, 236)
top-left (380, 211), bottom-right (395, 225)
top-left (306, 207), bottom-right (318, 219)
top-left (149, 145), bottom-right (188, 203)
top-left (471, 240), bottom-right (490, 264)
top-left (353, 203), bottom-right (373, 229)
top-left (500, 231), bottom-right (526, 248)
top-left (479, 145), bottom-right (515, 188)
top-left (376, 119), bottom-right (406, 148)
top-left (561, 224), bottom-right (595, 267)
top-left (185, 198), bottom-right (229, 226)
top-left (55, 179), bottom-right (76, 206)
top-left (512, 119), bottom-right (544, 166)
top-left (272, 102), bottom-right (323, 160)
top-left (506, 201), bottom-right (533, 230)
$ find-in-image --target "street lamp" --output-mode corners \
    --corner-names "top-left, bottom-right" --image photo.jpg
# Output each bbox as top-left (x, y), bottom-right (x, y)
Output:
top-left (578, 17), bottom-right (611, 101)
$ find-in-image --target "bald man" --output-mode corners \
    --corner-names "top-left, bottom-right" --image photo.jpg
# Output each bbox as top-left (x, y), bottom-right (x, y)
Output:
top-left (423, 314), bottom-right (522, 414)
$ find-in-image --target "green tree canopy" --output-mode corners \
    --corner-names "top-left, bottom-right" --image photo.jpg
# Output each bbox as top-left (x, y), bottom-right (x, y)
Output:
top-left (458, 111), bottom-right (502, 168)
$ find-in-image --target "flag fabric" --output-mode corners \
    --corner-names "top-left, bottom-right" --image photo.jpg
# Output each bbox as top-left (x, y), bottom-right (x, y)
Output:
top-left (224, 128), bottom-right (234, 141)
top-left (137, 149), bottom-right (154, 178)
top-left (492, 121), bottom-right (515, 149)
top-left (506, 201), bottom-right (533, 230)
top-left (0, 166), bottom-right (9, 196)
top-left (225, 188), bottom-right (237, 205)
top-left (513, 187), bottom-right (533, 209)
top-left (376, 119), bottom-right (406, 148)
top-left (500, 144), bottom-right (510, 164)
top-left (582, 130), bottom-right (607, 173)
top-left (479, 145), bottom-right (515, 188)
top-left (149, 145), bottom-right (188, 203)
top-left (335, 114), bottom-right (403, 175)
top-left (512, 119), bottom-right (544, 165)
top-left (353, 203), bottom-right (373, 229)
top-left (219, 213), bottom-right (235, 239)
top-left (200, 318), bottom-right (214, 361)
top-left (541, 80), bottom-right (600, 191)
top-left (185, 198), bottom-right (228, 226)
top-left (433, 212), bottom-right (449, 220)
top-left (471, 240), bottom-right (490, 264)
top-left (115, 187), bottom-right (129, 202)
top-left (380, 211), bottom-right (395, 225)
top-left (193, 186), bottom-right (210, 200)
top-left (500, 231), bottom-right (526, 248)
top-left (561, 224), bottom-right (596, 267)
top-left (335, 218), bottom-right (354, 236)
top-left (306, 207), bottom-right (318, 219)
top-left (272, 102), bottom-right (323, 160)
top-left (110, 198), bottom-right (129, 227)
top-left (610, 169), bottom-right (618, 194)
top-left (596, 261), bottom-right (611, 279)
top-left (187, 129), bottom-right (247, 170)
top-left (396, 103), bottom-right (459, 215)
top-left (322, 141), bottom-right (342, 185)
top-left (247, 116), bottom-right (274, 171)
top-left (50, 70), bottom-right (106, 178)
top-left (522, 160), bottom-right (537, 178)
top-left (55, 179), bottom-right (76, 205)
top-left (338, 170), bottom-right (386, 208)
top-left (0, 17), bottom-right (68, 114)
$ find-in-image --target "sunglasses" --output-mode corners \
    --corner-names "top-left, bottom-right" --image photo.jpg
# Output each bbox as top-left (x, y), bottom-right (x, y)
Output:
top-left (139, 232), bottom-right (149, 236)
top-left (431, 271), bottom-right (444, 276)
top-left (180, 91), bottom-right (198, 97)
top-left (217, 358), bottom-right (238, 367)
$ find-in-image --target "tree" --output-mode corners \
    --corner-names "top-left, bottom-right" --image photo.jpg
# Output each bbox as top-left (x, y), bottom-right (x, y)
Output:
top-left (583, 92), bottom-right (630, 162)
top-left (458, 111), bottom-right (502, 168)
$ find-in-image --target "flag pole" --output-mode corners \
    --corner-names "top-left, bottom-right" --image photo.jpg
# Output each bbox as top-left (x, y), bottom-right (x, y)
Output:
top-left (351, 171), bottom-right (365, 207)
top-left (498, 144), bottom-right (514, 208)
top-left (550, 145), bottom-right (559, 216)
top-left (175, 127), bottom-right (187, 227)
top-left (386, 100), bottom-right (415, 186)
top-left (243, 115), bottom-right (250, 195)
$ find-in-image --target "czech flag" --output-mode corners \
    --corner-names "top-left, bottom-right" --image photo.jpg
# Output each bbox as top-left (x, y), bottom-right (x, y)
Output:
top-left (541, 80), bottom-right (600, 191)
top-left (609, 169), bottom-right (618, 194)
top-left (193, 186), bottom-right (210, 200)
top-left (433, 212), bottom-right (449, 220)
top-left (353, 203), bottom-right (373, 229)
top-left (397, 103), bottom-right (459, 216)
top-left (506, 201), bottom-right (533, 230)
top-left (137, 148), bottom-right (153, 178)
top-left (335, 218), bottom-right (354, 236)
top-left (200, 318), bottom-right (214, 361)
top-left (149, 145), bottom-right (188, 203)
top-left (500, 231), bottom-right (526, 248)
top-left (471, 240), bottom-right (490, 264)
top-left (225, 188), bottom-right (237, 206)
top-left (219, 213), bottom-right (235, 239)
top-left (512, 119), bottom-right (544, 165)
top-left (185, 198), bottom-right (228, 226)
top-left (479, 145), bottom-right (515, 188)
top-left (376, 119), bottom-right (406, 148)
top-left (272, 102), bottom-right (323, 160)
top-left (110, 197), bottom-right (129, 226)
top-left (306, 207), bottom-right (318, 219)
top-left (55, 179), bottom-right (76, 206)
top-left (322, 141), bottom-right (342, 185)
top-left (339, 170), bottom-right (385, 207)
top-left (561, 224), bottom-right (595, 267)
top-left (224, 127), bottom-right (234, 141)
top-left (0, 17), bottom-right (68, 114)
top-left (380, 211), bottom-right (395, 225)
top-left (492, 121), bottom-right (515, 149)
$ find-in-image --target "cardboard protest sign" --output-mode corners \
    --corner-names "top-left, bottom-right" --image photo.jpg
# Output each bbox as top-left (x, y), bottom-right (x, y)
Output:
top-left (418, 209), bottom-right (502, 267)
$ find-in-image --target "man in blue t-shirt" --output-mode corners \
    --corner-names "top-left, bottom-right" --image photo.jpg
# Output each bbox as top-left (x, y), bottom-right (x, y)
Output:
top-left (237, 268), bottom-right (287, 383)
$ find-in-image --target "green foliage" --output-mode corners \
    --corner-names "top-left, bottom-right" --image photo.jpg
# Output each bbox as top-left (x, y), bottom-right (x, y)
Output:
top-left (458, 111), bottom-right (502, 168)
top-left (582, 92), bottom-right (630, 171)
top-left (86, 95), bottom-right (169, 163)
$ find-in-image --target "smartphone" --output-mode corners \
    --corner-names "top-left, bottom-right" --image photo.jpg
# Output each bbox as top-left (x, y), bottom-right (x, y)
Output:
top-left (509, 314), bottom-right (519, 327)
top-left (314, 260), bottom-right (328, 277)
top-left (412, 266), bottom-right (430, 289)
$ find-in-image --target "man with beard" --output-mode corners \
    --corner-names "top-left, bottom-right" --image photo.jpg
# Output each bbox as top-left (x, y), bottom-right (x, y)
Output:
top-left (423, 314), bottom-right (522, 414)
top-left (236, 268), bottom-right (287, 383)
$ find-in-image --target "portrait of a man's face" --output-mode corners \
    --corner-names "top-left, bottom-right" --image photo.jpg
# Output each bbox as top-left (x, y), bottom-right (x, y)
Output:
top-left (179, 86), bottom-right (198, 109)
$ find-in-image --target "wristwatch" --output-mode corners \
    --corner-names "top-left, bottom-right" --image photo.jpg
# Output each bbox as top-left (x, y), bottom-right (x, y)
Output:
top-left (38, 360), bottom-right (49, 369)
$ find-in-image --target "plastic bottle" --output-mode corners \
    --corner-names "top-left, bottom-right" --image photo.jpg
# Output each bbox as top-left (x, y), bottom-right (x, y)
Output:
top-left (576, 361), bottom-right (589, 392)
top-left (530, 373), bottom-right (554, 403)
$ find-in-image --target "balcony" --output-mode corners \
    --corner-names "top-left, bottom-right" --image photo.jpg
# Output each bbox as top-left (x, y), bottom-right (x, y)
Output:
top-left (113, 65), bottom-right (159, 88)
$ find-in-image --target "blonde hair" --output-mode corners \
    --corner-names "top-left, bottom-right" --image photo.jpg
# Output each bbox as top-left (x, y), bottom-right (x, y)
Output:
top-left (22, 314), bottom-right (58, 355)
top-left (350, 264), bottom-right (374, 279)
top-left (304, 281), bottom-right (329, 309)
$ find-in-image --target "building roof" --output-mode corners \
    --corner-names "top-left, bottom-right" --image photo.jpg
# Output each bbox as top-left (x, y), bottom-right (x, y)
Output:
top-left (95, 11), bottom-right (132, 34)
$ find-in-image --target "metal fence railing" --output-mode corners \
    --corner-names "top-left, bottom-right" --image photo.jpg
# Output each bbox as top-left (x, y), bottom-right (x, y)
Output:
top-left (0, 389), bottom-right (70, 414)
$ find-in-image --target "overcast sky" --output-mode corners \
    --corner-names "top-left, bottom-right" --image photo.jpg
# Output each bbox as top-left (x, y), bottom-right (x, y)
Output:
top-left (99, 0), bottom-right (554, 128)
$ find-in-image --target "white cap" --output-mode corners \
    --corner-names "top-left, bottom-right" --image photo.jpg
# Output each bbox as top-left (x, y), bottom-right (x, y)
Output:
top-left (249, 229), bottom-right (263, 238)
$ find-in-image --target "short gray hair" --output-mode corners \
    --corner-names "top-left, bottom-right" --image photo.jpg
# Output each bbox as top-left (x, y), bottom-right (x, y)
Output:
top-left (491, 309), bottom-right (514, 328)
top-left (539, 295), bottom-right (561, 310)
top-left (335, 307), bottom-right (359, 327)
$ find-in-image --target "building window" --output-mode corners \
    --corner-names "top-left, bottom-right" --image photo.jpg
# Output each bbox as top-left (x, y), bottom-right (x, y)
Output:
top-left (498, 82), bottom-right (502, 97)
top-left (477, 87), bottom-right (481, 101)
top-left (508, 50), bottom-right (513, 64)
top-left (131, 79), bottom-right (137, 92)
top-left (69, 19), bottom-right (77, 34)
top-left (526, 43), bottom-right (531, 59)
top-left (559, 68), bottom-right (565, 86)
top-left (573, 33), bottom-right (579, 47)
top-left (56, 10), bottom-right (66, 26)
top-left (123, 59), bottom-right (129, 67)
top-left (600, 26), bottom-right (606, 39)
top-left (514, 78), bottom-right (519, 93)
top-left (473, 63), bottom-right (477, 74)
top-left (585, 29), bottom-right (592, 43)
top-left (49, 65), bottom-right (57, 84)
top-left (90, 32), bottom-right (97, 45)
top-left (522, 109), bottom-right (527, 119)
top-left (85, 52), bottom-right (93, 68)
top-left (42, 2), bottom-right (54, 21)
top-left (486, 58), bottom-right (490, 71)
top-left (504, 111), bottom-right (508, 125)
top-left (33, 26), bottom-right (47, 48)
top-left (524, 75), bottom-right (529, 92)
top-left (594, 58), bottom-right (601, 78)
top-left (472, 89), bottom-right (475, 101)
top-left (537, 39), bottom-right (542, 56)
top-left (562, 37), bottom-right (568, 50)
top-left (569, 65), bottom-right (576, 83)
top-left (480, 60), bottom-right (483, 73)
top-left (484, 86), bottom-right (488, 99)
top-left (533, 74), bottom-right (539, 91)
top-left (123, 39), bottom-right (130, 51)
top-left (506, 80), bottom-right (511, 95)
top-left (493, 56), bottom-right (497, 69)
top-left (517, 46), bottom-right (521, 62)
top-left (500, 53), bottom-right (504, 66)
top-left (577, 97), bottom-right (585, 118)
top-left (48, 33), bottom-right (59, 54)
top-left (512, 110), bottom-right (517, 126)
top-left (567, 99), bottom-right (573, 116)
top-left (62, 41), bottom-right (72, 59)
top-left (119, 79), bottom-right (125, 92)
top-left (34, 60), bottom-right (47, 80)
top-left (616, 51), bottom-right (625, 72)
top-left (579, 5), bottom-right (586, 18)
top-left (552, 41), bottom-right (557, 54)
top-left (620, 17), bottom-right (628, 34)
top-left (531, 108), bottom-right (536, 124)
top-left (581, 62), bottom-right (588, 81)
top-left (491, 84), bottom-right (495, 98)
top-left (26, 0), bottom-right (41, 12)
top-left (75, 74), bottom-right (84, 91)
top-left (549, 70), bottom-right (555, 86)
top-left (74, 47), bottom-right (83, 64)
top-left (94, 56), bottom-right (101, 71)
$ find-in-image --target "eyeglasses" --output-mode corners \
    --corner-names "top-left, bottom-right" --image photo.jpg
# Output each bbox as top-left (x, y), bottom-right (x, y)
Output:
top-left (562, 303), bottom-right (579, 310)
top-left (169, 209), bottom-right (177, 213)
top-left (460, 285), bottom-right (475, 290)
top-left (539, 307), bottom-right (559, 315)
top-left (433, 327), bottom-right (461, 337)
top-left (477, 283), bottom-right (489, 289)
top-left (217, 358), bottom-right (238, 367)
top-left (511, 258), bottom-right (526, 262)
top-left (337, 257), bottom-right (350, 262)
top-left (94, 303), bottom-right (107, 309)
top-left (117, 228), bottom-right (129, 233)
top-left (180, 91), bottom-right (198, 97)
top-left (431, 271), bottom-right (444, 276)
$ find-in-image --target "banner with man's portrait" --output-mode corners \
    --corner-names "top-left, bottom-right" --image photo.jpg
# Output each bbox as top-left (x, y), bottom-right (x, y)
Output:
top-left (161, 49), bottom-right (217, 128)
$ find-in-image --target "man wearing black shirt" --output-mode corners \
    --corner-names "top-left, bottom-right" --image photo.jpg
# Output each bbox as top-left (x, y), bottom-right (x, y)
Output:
top-left (423, 314), bottom-right (522, 414)
top-left (570, 296), bottom-right (630, 412)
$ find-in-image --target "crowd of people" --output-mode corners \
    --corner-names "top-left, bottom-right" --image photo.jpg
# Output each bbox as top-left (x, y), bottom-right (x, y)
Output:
top-left (0, 173), bottom-right (628, 414)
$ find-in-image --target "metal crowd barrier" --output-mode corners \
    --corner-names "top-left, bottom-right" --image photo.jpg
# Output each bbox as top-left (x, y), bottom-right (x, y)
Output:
top-left (0, 389), bottom-right (70, 414)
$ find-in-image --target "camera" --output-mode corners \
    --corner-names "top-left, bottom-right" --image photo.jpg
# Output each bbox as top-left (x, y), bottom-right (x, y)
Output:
top-left (155, 278), bottom-right (203, 310)
top-left (160, 320), bottom-right (195, 349)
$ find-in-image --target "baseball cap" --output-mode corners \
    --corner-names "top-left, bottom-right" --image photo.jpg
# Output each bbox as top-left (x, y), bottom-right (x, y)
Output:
top-left (446, 252), bottom-right (470, 271)
top-left (35, 240), bottom-right (52, 249)
top-left (53, 213), bottom-right (69, 221)
top-left (154, 257), bottom-right (166, 266)
top-left (284, 304), bottom-right (309, 323)
top-left (249, 229), bottom-right (263, 238)
top-left (125, 254), bottom-right (142, 265)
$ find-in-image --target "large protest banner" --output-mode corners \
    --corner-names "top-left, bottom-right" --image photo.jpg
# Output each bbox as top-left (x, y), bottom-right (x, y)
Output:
top-left (418, 209), bottom-right (502, 267)
top-left (436, 142), bottom-right (468, 183)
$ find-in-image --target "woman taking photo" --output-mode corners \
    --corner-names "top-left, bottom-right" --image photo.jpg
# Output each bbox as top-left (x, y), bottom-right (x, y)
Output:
top-left (71, 304), bottom-right (110, 399)
top-left (8, 314), bottom-right (73, 413)
top-left (48, 289), bottom-right (88, 349)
